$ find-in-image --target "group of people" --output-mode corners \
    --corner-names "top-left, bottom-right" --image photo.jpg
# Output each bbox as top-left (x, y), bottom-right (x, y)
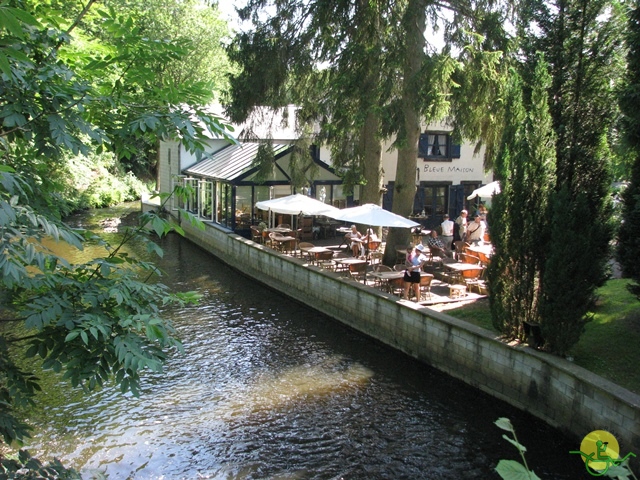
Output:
top-left (345, 225), bottom-right (379, 257)
top-left (402, 205), bottom-right (488, 300)
top-left (454, 209), bottom-right (487, 245)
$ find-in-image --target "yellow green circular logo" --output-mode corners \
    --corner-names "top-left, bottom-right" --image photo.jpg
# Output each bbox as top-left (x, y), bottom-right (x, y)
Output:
top-left (579, 430), bottom-right (620, 471)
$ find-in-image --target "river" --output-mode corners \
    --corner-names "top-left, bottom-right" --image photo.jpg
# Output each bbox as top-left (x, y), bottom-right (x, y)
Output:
top-left (18, 204), bottom-right (585, 479)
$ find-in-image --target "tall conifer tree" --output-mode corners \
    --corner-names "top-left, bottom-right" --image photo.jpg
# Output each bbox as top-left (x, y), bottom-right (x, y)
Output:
top-left (617, 0), bottom-right (640, 297)
top-left (488, 58), bottom-right (556, 338)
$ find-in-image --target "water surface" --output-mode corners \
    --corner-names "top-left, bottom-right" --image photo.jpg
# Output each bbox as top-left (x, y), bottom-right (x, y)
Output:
top-left (21, 207), bottom-right (585, 479)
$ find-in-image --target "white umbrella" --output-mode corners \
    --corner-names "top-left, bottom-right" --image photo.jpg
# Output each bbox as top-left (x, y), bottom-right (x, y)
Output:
top-left (255, 194), bottom-right (339, 216)
top-left (467, 181), bottom-right (501, 200)
top-left (327, 203), bottom-right (419, 228)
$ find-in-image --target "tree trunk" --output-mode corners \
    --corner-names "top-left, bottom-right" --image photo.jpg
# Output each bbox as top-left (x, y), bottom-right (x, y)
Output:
top-left (383, 0), bottom-right (426, 265)
top-left (359, 109), bottom-right (384, 236)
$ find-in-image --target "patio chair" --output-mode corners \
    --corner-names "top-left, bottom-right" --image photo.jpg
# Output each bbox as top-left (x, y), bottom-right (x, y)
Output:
top-left (348, 262), bottom-right (368, 283)
top-left (460, 253), bottom-right (481, 265)
top-left (419, 273), bottom-right (434, 300)
top-left (298, 242), bottom-right (315, 262)
top-left (331, 252), bottom-right (349, 273)
top-left (250, 226), bottom-right (262, 243)
top-left (366, 240), bottom-right (382, 258)
top-left (369, 251), bottom-right (383, 265)
top-left (428, 246), bottom-right (446, 267)
top-left (315, 250), bottom-right (336, 271)
top-left (453, 240), bottom-right (469, 260)
top-left (388, 277), bottom-right (405, 297)
top-left (372, 264), bottom-right (393, 288)
top-left (461, 268), bottom-right (483, 293)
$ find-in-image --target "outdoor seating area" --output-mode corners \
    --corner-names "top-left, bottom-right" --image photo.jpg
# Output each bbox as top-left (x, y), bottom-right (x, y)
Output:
top-left (250, 195), bottom-right (492, 306)
top-left (254, 230), bottom-right (491, 306)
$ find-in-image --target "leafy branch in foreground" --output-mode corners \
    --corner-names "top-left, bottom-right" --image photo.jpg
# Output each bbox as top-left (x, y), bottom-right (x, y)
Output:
top-left (495, 418), bottom-right (638, 479)
top-left (1, 166), bottom-right (201, 449)
top-left (494, 417), bottom-right (541, 480)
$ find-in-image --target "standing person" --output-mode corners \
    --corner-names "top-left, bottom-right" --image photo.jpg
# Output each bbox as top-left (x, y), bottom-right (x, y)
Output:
top-left (466, 215), bottom-right (486, 244)
top-left (454, 209), bottom-right (468, 242)
top-left (440, 214), bottom-right (454, 251)
top-left (403, 244), bottom-right (428, 301)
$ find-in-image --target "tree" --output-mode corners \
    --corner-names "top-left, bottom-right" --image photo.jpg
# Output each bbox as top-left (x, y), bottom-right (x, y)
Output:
top-left (488, 58), bottom-right (556, 338)
top-left (77, 0), bottom-right (234, 177)
top-left (617, 0), bottom-right (640, 297)
top-left (522, 0), bottom-right (620, 354)
top-left (227, 0), bottom-right (396, 207)
top-left (0, 0), bottom-right (233, 453)
top-left (227, 0), bottom-right (512, 264)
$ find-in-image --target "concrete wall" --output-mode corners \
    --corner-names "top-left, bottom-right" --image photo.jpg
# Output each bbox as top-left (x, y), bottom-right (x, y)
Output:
top-left (149, 204), bottom-right (640, 457)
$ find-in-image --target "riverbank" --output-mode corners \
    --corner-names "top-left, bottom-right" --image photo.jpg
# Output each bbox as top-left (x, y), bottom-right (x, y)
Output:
top-left (450, 280), bottom-right (640, 395)
top-left (149, 203), bottom-right (640, 464)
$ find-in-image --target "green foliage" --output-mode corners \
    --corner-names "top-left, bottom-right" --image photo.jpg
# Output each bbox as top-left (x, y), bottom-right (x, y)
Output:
top-left (617, 1), bottom-right (640, 298)
top-left (488, 59), bottom-right (556, 338)
top-left (1, 167), bottom-right (202, 450)
top-left (538, 188), bottom-right (593, 355)
top-left (494, 417), bottom-right (541, 480)
top-left (0, 449), bottom-right (81, 479)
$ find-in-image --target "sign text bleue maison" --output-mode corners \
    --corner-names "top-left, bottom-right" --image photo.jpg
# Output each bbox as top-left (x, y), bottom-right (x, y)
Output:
top-left (423, 165), bottom-right (475, 173)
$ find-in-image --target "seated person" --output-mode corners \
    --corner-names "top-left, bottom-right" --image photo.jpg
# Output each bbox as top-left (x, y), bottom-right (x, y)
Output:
top-left (426, 230), bottom-right (453, 258)
top-left (346, 224), bottom-right (365, 257)
top-left (363, 227), bottom-right (379, 242)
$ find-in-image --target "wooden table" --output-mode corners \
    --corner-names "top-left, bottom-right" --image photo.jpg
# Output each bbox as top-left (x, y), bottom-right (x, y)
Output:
top-left (270, 235), bottom-right (296, 253)
top-left (316, 220), bottom-right (340, 239)
top-left (466, 243), bottom-right (493, 265)
top-left (466, 243), bottom-right (493, 257)
top-left (265, 227), bottom-right (293, 234)
top-left (300, 245), bottom-right (332, 264)
top-left (443, 262), bottom-right (484, 285)
top-left (369, 270), bottom-right (430, 293)
top-left (444, 263), bottom-right (484, 272)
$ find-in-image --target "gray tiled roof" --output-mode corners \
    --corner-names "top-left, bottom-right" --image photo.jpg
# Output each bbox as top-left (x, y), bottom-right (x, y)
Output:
top-left (184, 142), bottom-right (291, 181)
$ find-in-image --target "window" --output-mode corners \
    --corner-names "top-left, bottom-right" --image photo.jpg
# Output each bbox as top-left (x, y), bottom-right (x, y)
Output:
top-left (420, 185), bottom-right (447, 217)
top-left (418, 133), bottom-right (461, 161)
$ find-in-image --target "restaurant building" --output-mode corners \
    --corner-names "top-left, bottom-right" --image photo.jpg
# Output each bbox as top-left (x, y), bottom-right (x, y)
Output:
top-left (156, 106), bottom-right (493, 234)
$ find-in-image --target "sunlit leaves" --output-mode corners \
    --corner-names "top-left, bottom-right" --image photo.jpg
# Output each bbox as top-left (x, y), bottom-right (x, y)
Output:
top-left (494, 418), bottom-right (541, 480)
top-left (495, 460), bottom-right (541, 480)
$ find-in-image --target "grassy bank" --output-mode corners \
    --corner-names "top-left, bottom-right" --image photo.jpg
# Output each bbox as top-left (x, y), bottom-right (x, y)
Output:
top-left (449, 278), bottom-right (640, 395)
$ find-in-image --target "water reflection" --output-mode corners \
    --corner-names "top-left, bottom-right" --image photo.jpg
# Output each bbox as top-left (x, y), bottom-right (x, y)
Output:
top-left (19, 208), bottom-right (583, 479)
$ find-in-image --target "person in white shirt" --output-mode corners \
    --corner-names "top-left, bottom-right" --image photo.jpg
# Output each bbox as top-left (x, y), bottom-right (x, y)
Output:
top-left (466, 215), bottom-right (486, 244)
top-left (440, 214), bottom-right (454, 251)
top-left (454, 209), bottom-right (468, 242)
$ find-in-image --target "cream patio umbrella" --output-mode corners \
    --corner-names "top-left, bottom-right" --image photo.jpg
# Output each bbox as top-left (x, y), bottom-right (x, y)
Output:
top-left (466, 181), bottom-right (501, 200)
top-left (255, 193), bottom-right (339, 228)
top-left (326, 203), bottom-right (420, 259)
top-left (326, 203), bottom-right (420, 228)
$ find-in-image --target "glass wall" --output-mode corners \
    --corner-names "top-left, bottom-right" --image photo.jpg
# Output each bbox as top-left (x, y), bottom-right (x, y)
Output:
top-left (199, 181), bottom-right (215, 221)
top-left (235, 186), bottom-right (252, 230)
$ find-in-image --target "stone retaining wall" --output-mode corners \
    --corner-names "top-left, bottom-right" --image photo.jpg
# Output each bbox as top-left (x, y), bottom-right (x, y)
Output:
top-left (153, 206), bottom-right (640, 459)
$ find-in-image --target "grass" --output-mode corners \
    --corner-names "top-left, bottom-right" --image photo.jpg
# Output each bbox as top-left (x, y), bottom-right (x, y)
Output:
top-left (448, 278), bottom-right (640, 395)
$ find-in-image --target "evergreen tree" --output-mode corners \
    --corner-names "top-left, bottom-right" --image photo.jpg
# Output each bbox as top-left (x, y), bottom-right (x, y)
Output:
top-left (488, 58), bottom-right (556, 338)
top-left (512, 0), bottom-right (621, 354)
top-left (617, 0), bottom-right (640, 297)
